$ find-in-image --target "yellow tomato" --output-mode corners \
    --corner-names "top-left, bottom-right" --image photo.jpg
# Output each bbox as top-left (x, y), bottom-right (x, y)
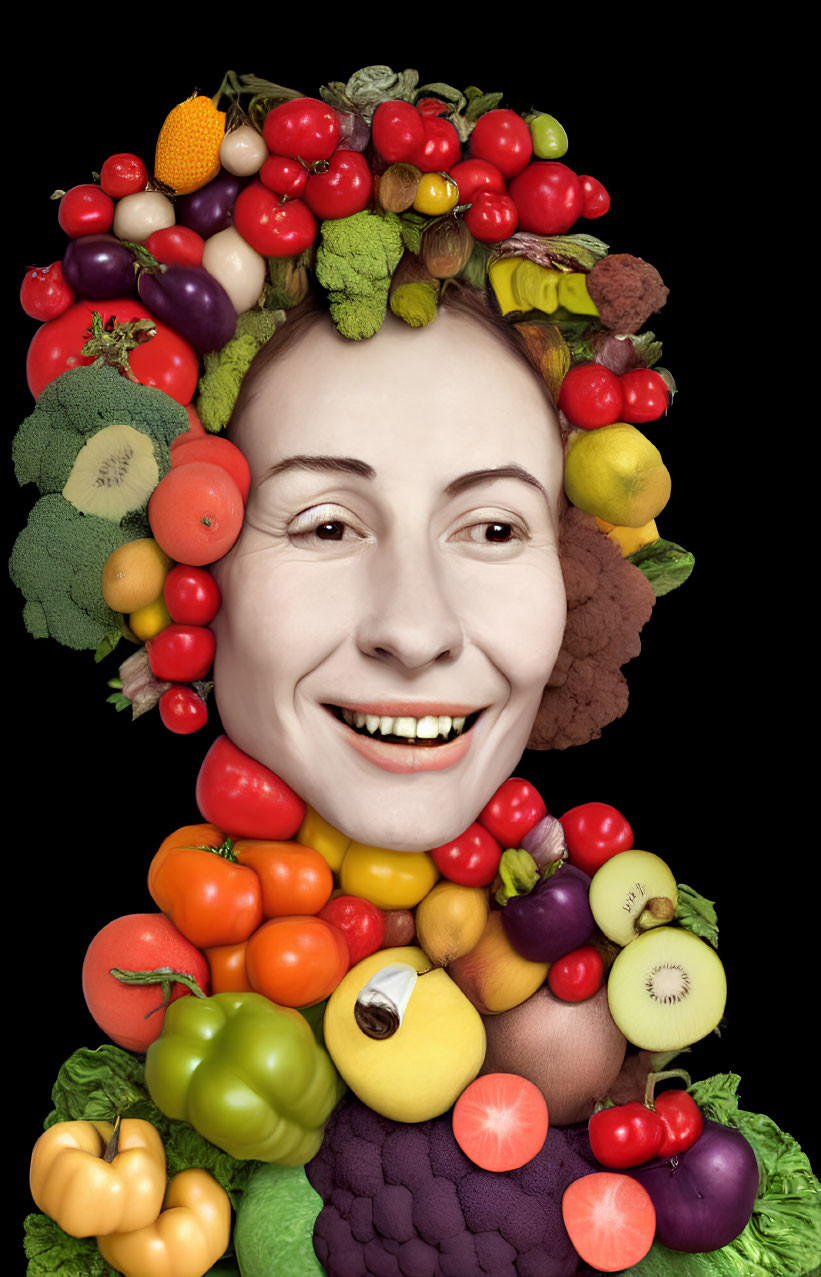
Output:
top-left (413, 173), bottom-right (459, 216)
top-left (297, 805), bottom-right (351, 873)
top-left (129, 595), bottom-right (173, 641)
top-left (340, 842), bottom-right (440, 909)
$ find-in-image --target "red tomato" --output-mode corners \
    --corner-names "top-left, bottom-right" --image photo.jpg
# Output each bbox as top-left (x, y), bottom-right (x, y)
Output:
top-left (82, 913), bottom-right (210, 1052)
top-left (58, 183), bottom-right (114, 237)
top-left (507, 162), bottom-right (584, 235)
top-left (304, 150), bottom-right (373, 219)
top-left (371, 100), bottom-right (425, 163)
top-left (259, 153), bottom-right (309, 198)
top-left (148, 462), bottom-right (244, 565)
top-left (20, 261), bottom-right (75, 321)
top-left (26, 297), bottom-right (199, 404)
top-left (469, 109), bottom-right (533, 179)
top-left (163, 564), bottom-right (222, 626)
top-left (580, 174), bottom-right (611, 220)
top-left (158, 685), bottom-right (209, 734)
top-left (478, 778), bottom-right (547, 847)
top-left (654, 1091), bottom-right (704, 1158)
top-left (547, 944), bottom-right (605, 1002)
top-left (233, 182), bottom-right (317, 258)
top-left (558, 364), bottom-right (624, 430)
top-left (99, 153), bottom-right (148, 199)
top-left (463, 191), bottom-right (519, 244)
top-left (448, 158), bottom-right (505, 206)
top-left (147, 623), bottom-right (216, 682)
top-left (413, 116), bottom-right (461, 172)
top-left (559, 802), bottom-right (633, 877)
top-left (170, 434), bottom-right (251, 503)
top-left (262, 97), bottom-right (339, 163)
top-left (429, 822), bottom-right (502, 886)
top-left (318, 895), bottom-right (386, 967)
top-left (196, 734), bottom-right (306, 840)
top-left (245, 915), bottom-right (349, 1006)
top-left (145, 225), bottom-right (205, 268)
top-left (619, 369), bottom-right (669, 424)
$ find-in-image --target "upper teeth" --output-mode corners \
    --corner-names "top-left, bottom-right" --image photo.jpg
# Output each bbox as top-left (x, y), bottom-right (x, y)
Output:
top-left (340, 710), bottom-right (467, 739)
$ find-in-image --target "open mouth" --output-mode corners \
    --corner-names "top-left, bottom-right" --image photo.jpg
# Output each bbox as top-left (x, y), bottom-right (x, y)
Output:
top-left (325, 706), bottom-right (482, 746)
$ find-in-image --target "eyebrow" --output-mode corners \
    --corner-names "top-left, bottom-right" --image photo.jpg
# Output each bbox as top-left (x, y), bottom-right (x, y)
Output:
top-left (263, 456), bottom-right (547, 500)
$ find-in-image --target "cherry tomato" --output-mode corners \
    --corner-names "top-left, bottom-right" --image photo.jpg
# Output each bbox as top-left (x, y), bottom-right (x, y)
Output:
top-left (245, 915), bottom-right (349, 1006)
top-left (448, 158), bottom-right (505, 206)
top-left (413, 172), bottom-right (459, 216)
top-left (196, 734), bottom-right (306, 840)
top-left (57, 183), bottom-right (114, 237)
top-left (619, 369), bottom-right (670, 424)
top-left (372, 100), bottom-right (424, 163)
top-left (25, 298), bottom-right (199, 404)
top-left (317, 895), bottom-right (385, 967)
top-left (547, 944), bottom-right (605, 1001)
top-left (654, 1091), bottom-right (704, 1158)
top-left (478, 777), bottom-right (547, 847)
top-left (507, 161), bottom-right (584, 235)
top-left (559, 802), bottom-right (633, 877)
top-left (163, 564), bottom-right (222, 626)
top-left (304, 150), bottom-right (372, 220)
top-left (147, 623), bottom-right (216, 683)
top-left (20, 261), bottom-right (75, 321)
top-left (233, 182), bottom-right (317, 258)
top-left (429, 822), bottom-right (502, 887)
top-left (469, 109), bottom-right (533, 179)
top-left (145, 225), bottom-right (205, 268)
top-left (558, 364), bottom-right (624, 430)
top-left (262, 96), bottom-right (339, 163)
top-left (158, 685), bottom-right (209, 734)
top-left (99, 152), bottom-right (148, 199)
top-left (580, 174), bottom-right (611, 220)
top-left (463, 190), bottom-right (519, 244)
top-left (588, 1102), bottom-right (665, 1169)
top-left (413, 116), bottom-right (461, 172)
top-left (259, 153), bottom-right (309, 198)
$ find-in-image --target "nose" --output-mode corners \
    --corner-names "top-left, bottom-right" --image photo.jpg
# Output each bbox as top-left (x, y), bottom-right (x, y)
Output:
top-left (355, 538), bottom-right (464, 671)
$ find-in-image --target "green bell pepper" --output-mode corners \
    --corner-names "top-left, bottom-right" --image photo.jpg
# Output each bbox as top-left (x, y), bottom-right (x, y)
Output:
top-left (144, 991), bottom-right (344, 1165)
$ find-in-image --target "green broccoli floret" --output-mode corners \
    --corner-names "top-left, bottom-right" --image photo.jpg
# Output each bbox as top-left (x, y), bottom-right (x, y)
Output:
top-left (12, 364), bottom-right (188, 501)
top-left (196, 307), bottom-right (284, 433)
top-left (315, 211), bottom-right (405, 339)
top-left (10, 494), bottom-right (148, 652)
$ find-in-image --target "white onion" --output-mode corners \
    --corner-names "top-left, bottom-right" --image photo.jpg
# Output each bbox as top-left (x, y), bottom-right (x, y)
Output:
top-left (201, 226), bottom-right (267, 315)
top-left (112, 191), bottom-right (175, 244)
top-left (219, 124), bottom-right (268, 176)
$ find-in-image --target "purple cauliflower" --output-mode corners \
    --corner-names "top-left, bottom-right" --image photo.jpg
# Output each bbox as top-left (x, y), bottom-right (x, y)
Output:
top-left (305, 1095), bottom-right (604, 1276)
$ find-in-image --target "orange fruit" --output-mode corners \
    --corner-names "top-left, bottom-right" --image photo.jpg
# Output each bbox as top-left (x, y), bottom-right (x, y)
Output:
top-left (154, 94), bottom-right (225, 195)
top-left (101, 538), bottom-right (173, 614)
top-left (148, 461), bottom-right (243, 565)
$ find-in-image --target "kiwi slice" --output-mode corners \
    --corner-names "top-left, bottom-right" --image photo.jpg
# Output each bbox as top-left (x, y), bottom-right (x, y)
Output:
top-left (589, 850), bottom-right (678, 947)
top-left (607, 926), bottom-right (726, 1052)
top-left (62, 424), bottom-right (159, 520)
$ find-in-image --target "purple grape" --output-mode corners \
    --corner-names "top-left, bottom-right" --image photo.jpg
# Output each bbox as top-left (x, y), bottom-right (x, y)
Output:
top-left (137, 266), bottom-right (237, 354)
top-left (501, 862), bottom-right (594, 963)
top-left (61, 234), bottom-right (136, 299)
top-left (175, 169), bottom-right (248, 238)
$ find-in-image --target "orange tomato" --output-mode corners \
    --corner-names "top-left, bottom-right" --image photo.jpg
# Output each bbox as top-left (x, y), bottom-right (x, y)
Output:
top-left (235, 840), bottom-right (334, 919)
top-left (148, 823), bottom-right (263, 949)
top-left (245, 916), bottom-right (349, 1007)
top-left (205, 941), bottom-right (252, 994)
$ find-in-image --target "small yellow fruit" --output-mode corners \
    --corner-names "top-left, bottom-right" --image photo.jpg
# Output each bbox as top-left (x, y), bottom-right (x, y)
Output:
top-left (129, 596), bottom-right (173, 642)
top-left (155, 94), bottom-right (225, 195)
top-left (595, 516), bottom-right (659, 556)
top-left (101, 539), bottom-right (173, 614)
top-left (297, 806), bottom-right (352, 873)
top-left (565, 423), bottom-right (671, 528)
top-left (413, 173), bottom-right (459, 216)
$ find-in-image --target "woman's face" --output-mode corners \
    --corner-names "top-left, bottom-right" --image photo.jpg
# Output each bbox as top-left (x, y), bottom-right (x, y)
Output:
top-left (211, 310), bottom-right (566, 851)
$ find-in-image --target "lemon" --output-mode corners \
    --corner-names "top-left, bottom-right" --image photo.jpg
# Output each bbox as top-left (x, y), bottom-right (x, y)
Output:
top-left (102, 538), bottom-right (173, 614)
top-left (595, 516), bottom-right (659, 556)
top-left (129, 595), bottom-right (173, 642)
top-left (565, 423), bottom-right (671, 528)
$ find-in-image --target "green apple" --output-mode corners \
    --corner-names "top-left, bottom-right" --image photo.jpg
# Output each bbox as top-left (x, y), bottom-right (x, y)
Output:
top-left (527, 113), bottom-right (569, 159)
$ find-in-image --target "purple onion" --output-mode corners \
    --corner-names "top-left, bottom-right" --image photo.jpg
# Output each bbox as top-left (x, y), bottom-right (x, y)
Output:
top-left (336, 110), bottom-right (371, 152)
top-left (62, 234), bottom-right (136, 299)
top-left (628, 1120), bottom-right (759, 1253)
top-left (520, 814), bottom-right (567, 868)
top-left (501, 861), bottom-right (593, 963)
top-left (137, 265), bottom-right (237, 354)
top-left (175, 169), bottom-right (248, 238)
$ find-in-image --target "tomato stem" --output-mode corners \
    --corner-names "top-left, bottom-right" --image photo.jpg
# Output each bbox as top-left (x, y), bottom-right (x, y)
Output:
top-left (103, 1116), bottom-right (121, 1164)
top-left (109, 965), bottom-right (209, 1020)
top-left (643, 1068), bottom-right (693, 1110)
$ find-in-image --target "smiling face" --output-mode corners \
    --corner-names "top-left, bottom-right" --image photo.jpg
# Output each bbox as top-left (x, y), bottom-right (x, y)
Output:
top-left (210, 308), bottom-right (567, 851)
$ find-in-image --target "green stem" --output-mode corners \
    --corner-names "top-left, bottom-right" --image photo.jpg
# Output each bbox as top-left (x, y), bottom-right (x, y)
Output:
top-left (103, 1117), bottom-right (121, 1163)
top-left (109, 966), bottom-right (209, 1020)
top-left (643, 1068), bottom-right (693, 1110)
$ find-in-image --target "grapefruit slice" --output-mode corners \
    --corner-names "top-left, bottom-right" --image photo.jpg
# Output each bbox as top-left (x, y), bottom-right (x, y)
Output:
top-left (452, 1072), bottom-right (548, 1172)
top-left (562, 1171), bottom-right (656, 1271)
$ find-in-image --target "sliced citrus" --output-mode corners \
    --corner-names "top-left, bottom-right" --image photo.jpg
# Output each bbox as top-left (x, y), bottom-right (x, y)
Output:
top-left (452, 1072), bottom-right (548, 1172)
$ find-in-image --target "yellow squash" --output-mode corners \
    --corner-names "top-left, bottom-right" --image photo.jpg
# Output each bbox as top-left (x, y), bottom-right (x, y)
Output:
top-left (97, 1168), bottom-right (231, 1277)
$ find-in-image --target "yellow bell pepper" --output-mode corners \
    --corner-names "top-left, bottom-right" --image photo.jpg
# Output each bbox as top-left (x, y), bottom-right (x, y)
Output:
top-left (29, 1118), bottom-right (166, 1239)
top-left (557, 271), bottom-right (599, 315)
top-left (512, 259), bottom-right (561, 313)
top-left (340, 842), bottom-right (440, 909)
top-left (488, 258), bottom-right (520, 314)
top-left (97, 1168), bottom-right (231, 1277)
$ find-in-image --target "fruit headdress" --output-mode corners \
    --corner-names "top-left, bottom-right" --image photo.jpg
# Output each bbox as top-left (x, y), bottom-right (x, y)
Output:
top-left (11, 64), bottom-right (692, 741)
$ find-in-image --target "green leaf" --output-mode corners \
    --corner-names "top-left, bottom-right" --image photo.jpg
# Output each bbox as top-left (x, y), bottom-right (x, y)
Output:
top-left (631, 330), bottom-right (664, 367)
top-left (676, 882), bottom-right (720, 948)
top-left (460, 240), bottom-right (492, 290)
top-left (45, 1044), bottom-right (150, 1128)
top-left (394, 211), bottom-right (427, 257)
top-left (94, 629), bottom-right (122, 663)
top-left (106, 692), bottom-right (132, 712)
top-left (464, 88), bottom-right (505, 122)
top-left (24, 1213), bottom-right (118, 1277)
top-left (628, 539), bottom-right (695, 597)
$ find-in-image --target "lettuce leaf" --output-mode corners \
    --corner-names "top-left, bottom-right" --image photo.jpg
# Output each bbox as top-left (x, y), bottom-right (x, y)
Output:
top-left (23, 1213), bottom-right (118, 1277)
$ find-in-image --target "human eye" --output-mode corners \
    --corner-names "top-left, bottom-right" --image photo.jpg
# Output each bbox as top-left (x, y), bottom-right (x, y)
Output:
top-left (287, 503), bottom-right (371, 546)
top-left (450, 515), bottom-right (530, 550)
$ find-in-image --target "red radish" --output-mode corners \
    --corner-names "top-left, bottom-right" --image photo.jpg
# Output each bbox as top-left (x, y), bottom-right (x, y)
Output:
top-left (163, 564), bottom-right (222, 626)
top-left (452, 1072), bottom-right (549, 1172)
top-left (170, 434), bottom-right (252, 504)
top-left (148, 462), bottom-right (244, 565)
top-left (561, 1172), bottom-right (656, 1272)
top-left (159, 685), bottom-right (209, 734)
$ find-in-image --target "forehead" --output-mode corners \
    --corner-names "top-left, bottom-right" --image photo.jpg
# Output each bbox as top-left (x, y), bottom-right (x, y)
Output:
top-left (234, 309), bottom-right (562, 479)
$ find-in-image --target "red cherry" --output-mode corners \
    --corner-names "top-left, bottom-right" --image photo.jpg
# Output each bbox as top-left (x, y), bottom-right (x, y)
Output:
top-left (449, 158), bottom-right (506, 206)
top-left (259, 153), bottom-right (309, 198)
top-left (464, 190), bottom-right (519, 244)
top-left (304, 150), bottom-right (373, 220)
top-left (159, 685), bottom-right (209, 734)
top-left (580, 174), bottom-right (611, 219)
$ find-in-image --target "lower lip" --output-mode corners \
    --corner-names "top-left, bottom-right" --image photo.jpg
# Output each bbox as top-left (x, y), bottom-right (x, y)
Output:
top-left (333, 715), bottom-right (475, 774)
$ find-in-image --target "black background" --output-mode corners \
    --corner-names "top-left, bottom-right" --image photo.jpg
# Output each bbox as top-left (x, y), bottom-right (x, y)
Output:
top-left (9, 40), bottom-right (812, 1243)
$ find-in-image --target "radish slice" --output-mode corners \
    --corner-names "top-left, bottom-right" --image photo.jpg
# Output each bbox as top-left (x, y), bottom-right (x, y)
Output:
top-left (562, 1171), bottom-right (656, 1271)
top-left (452, 1072), bottom-right (548, 1172)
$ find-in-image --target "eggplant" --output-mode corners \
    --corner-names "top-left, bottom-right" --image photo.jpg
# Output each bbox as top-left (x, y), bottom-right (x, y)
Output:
top-left (175, 169), bottom-right (248, 238)
top-left (137, 265), bottom-right (237, 355)
top-left (498, 853), bottom-right (594, 963)
top-left (62, 234), bottom-right (136, 299)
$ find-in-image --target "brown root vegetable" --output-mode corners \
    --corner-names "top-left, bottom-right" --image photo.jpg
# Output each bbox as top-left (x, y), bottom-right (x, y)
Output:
top-left (446, 911), bottom-right (548, 1014)
top-left (480, 985), bottom-right (627, 1125)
